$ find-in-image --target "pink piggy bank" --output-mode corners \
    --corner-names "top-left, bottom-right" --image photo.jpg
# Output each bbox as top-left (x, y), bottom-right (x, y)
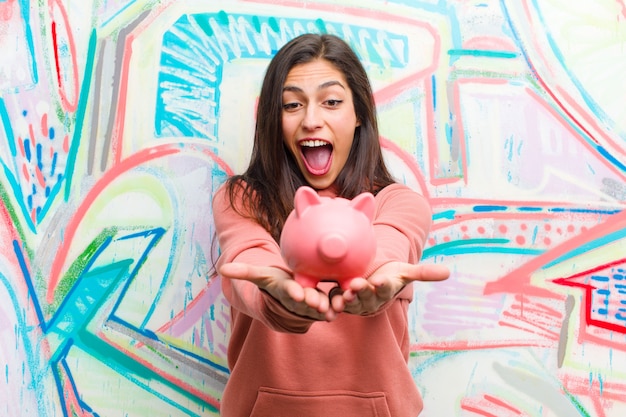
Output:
top-left (279, 186), bottom-right (377, 290)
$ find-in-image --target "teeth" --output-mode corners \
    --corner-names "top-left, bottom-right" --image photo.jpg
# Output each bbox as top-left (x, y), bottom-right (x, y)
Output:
top-left (300, 140), bottom-right (328, 147)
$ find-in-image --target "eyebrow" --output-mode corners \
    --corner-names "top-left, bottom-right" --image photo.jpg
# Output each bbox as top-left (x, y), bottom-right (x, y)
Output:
top-left (283, 80), bottom-right (346, 93)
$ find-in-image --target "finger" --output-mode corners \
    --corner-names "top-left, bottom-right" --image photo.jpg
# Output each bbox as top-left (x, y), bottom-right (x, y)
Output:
top-left (369, 278), bottom-right (397, 299)
top-left (348, 278), bottom-right (376, 303)
top-left (283, 279), bottom-right (305, 303)
top-left (343, 287), bottom-right (369, 314)
top-left (324, 308), bottom-right (338, 322)
top-left (304, 288), bottom-right (321, 311)
top-left (355, 285), bottom-right (377, 303)
top-left (331, 294), bottom-right (345, 313)
top-left (342, 288), bottom-right (358, 304)
top-left (329, 286), bottom-right (345, 313)
top-left (347, 277), bottom-right (370, 292)
top-left (341, 280), bottom-right (366, 308)
top-left (401, 263), bottom-right (450, 283)
top-left (316, 291), bottom-right (330, 314)
top-left (218, 262), bottom-right (262, 281)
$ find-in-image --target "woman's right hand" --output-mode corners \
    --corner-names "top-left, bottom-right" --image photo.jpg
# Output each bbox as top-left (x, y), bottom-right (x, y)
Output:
top-left (219, 262), bottom-right (337, 322)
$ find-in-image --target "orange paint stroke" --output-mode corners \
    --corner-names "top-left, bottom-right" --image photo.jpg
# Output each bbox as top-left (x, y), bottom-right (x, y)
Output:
top-left (18, 136), bottom-right (25, 157)
top-left (41, 113), bottom-right (48, 137)
top-left (463, 36), bottom-right (517, 52)
top-left (21, 163), bottom-right (29, 181)
top-left (562, 373), bottom-right (626, 417)
top-left (509, 300), bottom-right (561, 319)
top-left (483, 394), bottom-right (522, 415)
top-left (411, 338), bottom-right (555, 352)
top-left (431, 196), bottom-right (595, 207)
top-left (35, 166), bottom-right (46, 187)
top-left (499, 312), bottom-right (560, 340)
top-left (28, 123), bottom-right (36, 147)
top-left (0, 0), bottom-right (17, 21)
top-left (460, 404), bottom-right (500, 417)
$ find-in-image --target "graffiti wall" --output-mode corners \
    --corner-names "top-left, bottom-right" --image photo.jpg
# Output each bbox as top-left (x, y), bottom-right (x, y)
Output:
top-left (1, 0), bottom-right (625, 415)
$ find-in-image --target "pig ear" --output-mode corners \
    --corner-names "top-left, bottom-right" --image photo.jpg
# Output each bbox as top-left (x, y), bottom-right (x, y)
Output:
top-left (294, 186), bottom-right (322, 217)
top-left (350, 192), bottom-right (375, 222)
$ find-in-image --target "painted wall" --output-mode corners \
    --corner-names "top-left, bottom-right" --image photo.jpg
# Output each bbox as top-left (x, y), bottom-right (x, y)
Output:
top-left (1, 0), bottom-right (625, 415)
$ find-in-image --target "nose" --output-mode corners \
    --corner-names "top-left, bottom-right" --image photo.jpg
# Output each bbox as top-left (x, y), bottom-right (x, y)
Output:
top-left (318, 233), bottom-right (348, 264)
top-left (302, 105), bottom-right (322, 131)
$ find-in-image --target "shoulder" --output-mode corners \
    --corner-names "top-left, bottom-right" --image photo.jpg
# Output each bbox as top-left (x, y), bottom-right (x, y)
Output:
top-left (212, 178), bottom-right (249, 213)
top-left (375, 183), bottom-right (431, 215)
top-left (376, 182), bottom-right (415, 197)
top-left (375, 182), bottom-right (426, 202)
top-left (212, 181), bottom-right (230, 209)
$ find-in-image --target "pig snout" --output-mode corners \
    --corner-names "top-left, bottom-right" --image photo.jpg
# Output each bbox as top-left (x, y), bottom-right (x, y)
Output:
top-left (317, 233), bottom-right (348, 263)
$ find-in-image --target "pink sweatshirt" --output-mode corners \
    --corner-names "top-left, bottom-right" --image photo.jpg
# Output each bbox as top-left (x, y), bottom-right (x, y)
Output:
top-left (213, 183), bottom-right (432, 417)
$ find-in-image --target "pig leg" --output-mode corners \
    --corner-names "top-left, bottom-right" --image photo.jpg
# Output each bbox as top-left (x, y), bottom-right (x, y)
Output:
top-left (294, 273), bottom-right (320, 289)
top-left (338, 277), bottom-right (356, 291)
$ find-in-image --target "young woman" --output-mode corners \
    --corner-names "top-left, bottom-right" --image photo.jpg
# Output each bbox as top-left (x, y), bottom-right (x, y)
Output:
top-left (212, 33), bottom-right (449, 417)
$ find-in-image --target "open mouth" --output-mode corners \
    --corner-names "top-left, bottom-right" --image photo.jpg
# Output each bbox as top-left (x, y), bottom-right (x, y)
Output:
top-left (299, 139), bottom-right (333, 176)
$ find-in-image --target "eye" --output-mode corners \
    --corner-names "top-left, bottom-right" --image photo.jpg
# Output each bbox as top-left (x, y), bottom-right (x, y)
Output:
top-left (282, 102), bottom-right (302, 111)
top-left (324, 99), bottom-right (343, 108)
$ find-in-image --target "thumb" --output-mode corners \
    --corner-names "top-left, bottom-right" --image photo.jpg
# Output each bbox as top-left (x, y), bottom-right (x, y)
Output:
top-left (218, 262), bottom-right (257, 280)
top-left (404, 263), bottom-right (450, 282)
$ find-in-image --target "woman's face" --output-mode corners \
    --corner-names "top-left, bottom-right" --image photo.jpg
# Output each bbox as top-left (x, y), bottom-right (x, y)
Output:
top-left (281, 59), bottom-right (360, 190)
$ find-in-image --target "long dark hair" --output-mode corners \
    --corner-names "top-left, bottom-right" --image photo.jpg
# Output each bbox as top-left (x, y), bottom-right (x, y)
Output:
top-left (223, 33), bottom-right (395, 241)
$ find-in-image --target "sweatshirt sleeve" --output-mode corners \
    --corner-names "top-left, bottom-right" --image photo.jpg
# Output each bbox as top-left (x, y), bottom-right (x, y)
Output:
top-left (363, 183), bottom-right (433, 308)
top-left (212, 184), bottom-right (315, 333)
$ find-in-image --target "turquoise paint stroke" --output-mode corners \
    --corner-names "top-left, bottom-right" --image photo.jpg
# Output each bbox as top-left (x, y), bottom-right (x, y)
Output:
top-left (543, 226), bottom-right (626, 269)
top-left (0, 162), bottom-right (36, 234)
top-left (448, 49), bottom-right (519, 59)
top-left (0, 98), bottom-right (17, 156)
top-left (18, 0), bottom-right (38, 85)
top-left (423, 238), bottom-right (545, 258)
top-left (156, 12), bottom-right (409, 139)
top-left (48, 261), bottom-right (132, 362)
top-left (63, 29), bottom-right (97, 203)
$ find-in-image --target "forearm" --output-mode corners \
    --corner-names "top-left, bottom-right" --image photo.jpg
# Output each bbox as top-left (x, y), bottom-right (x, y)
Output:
top-left (213, 186), bottom-right (315, 332)
top-left (365, 184), bottom-right (431, 275)
top-left (360, 184), bottom-right (433, 314)
top-left (222, 277), bottom-right (314, 333)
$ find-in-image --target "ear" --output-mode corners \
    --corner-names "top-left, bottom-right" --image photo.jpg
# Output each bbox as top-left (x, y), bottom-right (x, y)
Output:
top-left (294, 186), bottom-right (322, 218)
top-left (350, 192), bottom-right (375, 222)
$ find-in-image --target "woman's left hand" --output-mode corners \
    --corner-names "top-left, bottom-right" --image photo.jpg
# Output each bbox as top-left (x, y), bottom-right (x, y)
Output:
top-left (330, 262), bottom-right (450, 315)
